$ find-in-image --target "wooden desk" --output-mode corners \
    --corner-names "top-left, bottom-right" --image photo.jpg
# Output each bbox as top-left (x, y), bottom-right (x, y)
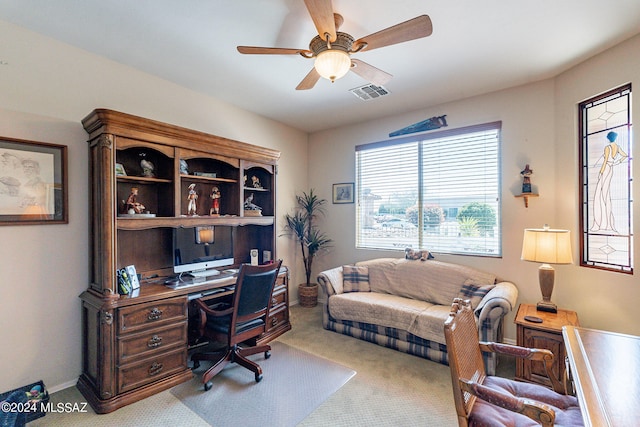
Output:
top-left (78, 267), bottom-right (290, 413)
top-left (563, 326), bottom-right (640, 426)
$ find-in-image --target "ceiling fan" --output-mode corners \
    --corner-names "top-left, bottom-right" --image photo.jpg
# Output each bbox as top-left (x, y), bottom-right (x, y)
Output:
top-left (237, 0), bottom-right (433, 90)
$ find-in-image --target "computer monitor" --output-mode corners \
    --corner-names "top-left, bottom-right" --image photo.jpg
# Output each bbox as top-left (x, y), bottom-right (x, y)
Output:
top-left (173, 226), bottom-right (234, 278)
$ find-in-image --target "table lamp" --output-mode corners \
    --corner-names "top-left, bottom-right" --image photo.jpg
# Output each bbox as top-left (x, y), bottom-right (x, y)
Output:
top-left (520, 224), bottom-right (573, 313)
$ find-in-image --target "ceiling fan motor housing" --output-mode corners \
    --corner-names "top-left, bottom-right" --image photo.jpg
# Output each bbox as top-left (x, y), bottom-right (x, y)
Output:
top-left (309, 32), bottom-right (354, 56)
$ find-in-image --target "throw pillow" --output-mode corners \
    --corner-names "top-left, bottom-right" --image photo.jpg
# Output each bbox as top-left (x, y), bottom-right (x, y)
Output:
top-left (404, 247), bottom-right (435, 261)
top-left (342, 265), bottom-right (370, 292)
top-left (458, 278), bottom-right (495, 311)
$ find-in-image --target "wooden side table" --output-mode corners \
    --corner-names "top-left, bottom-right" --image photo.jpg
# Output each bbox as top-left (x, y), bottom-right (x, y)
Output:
top-left (514, 303), bottom-right (579, 389)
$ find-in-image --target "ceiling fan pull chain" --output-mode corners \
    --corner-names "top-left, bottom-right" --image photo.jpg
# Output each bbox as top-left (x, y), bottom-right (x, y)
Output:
top-left (325, 33), bottom-right (332, 50)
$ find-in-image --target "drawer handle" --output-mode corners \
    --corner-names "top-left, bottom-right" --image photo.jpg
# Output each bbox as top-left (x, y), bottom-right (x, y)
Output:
top-left (148, 362), bottom-right (164, 376)
top-left (148, 307), bottom-right (163, 321)
top-left (147, 335), bottom-right (163, 348)
top-left (271, 297), bottom-right (277, 305)
top-left (271, 317), bottom-right (279, 327)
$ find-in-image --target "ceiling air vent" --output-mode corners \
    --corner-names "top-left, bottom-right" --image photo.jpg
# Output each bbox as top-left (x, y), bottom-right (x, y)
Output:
top-left (349, 84), bottom-right (390, 101)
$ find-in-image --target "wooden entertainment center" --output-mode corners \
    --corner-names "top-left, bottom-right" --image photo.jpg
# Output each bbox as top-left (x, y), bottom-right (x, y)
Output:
top-left (77, 109), bottom-right (290, 413)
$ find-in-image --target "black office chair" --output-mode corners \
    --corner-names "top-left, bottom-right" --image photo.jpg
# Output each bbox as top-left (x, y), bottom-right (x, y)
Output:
top-left (191, 260), bottom-right (282, 391)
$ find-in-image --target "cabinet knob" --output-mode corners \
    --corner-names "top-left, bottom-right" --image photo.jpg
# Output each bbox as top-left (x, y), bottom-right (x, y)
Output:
top-left (148, 307), bottom-right (163, 321)
top-left (271, 297), bottom-right (277, 306)
top-left (147, 335), bottom-right (163, 348)
top-left (148, 362), bottom-right (164, 376)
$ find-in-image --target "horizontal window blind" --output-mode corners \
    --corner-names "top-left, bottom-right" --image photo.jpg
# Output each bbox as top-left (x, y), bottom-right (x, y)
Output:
top-left (356, 122), bottom-right (501, 256)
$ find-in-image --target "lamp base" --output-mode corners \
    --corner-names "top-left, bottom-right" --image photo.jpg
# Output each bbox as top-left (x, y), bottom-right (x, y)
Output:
top-left (536, 301), bottom-right (557, 313)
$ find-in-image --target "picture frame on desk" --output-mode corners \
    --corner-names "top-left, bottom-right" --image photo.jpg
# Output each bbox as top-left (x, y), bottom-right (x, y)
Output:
top-left (0, 136), bottom-right (68, 225)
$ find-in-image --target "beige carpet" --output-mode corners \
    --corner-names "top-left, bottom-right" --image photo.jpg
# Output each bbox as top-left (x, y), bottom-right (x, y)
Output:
top-left (171, 341), bottom-right (355, 426)
top-left (30, 304), bottom-right (515, 426)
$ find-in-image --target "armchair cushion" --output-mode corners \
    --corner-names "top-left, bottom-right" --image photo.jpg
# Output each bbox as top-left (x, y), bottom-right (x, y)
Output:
top-left (342, 265), bottom-right (370, 293)
top-left (471, 376), bottom-right (583, 426)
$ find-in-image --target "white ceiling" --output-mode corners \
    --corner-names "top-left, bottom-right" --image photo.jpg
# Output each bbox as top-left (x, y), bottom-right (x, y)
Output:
top-left (1, 0), bottom-right (640, 133)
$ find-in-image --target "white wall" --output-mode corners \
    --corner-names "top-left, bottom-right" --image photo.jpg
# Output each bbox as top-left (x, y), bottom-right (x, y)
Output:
top-left (308, 33), bottom-right (640, 341)
top-left (0, 20), bottom-right (308, 392)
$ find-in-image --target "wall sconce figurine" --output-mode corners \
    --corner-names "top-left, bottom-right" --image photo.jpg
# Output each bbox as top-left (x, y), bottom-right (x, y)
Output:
top-left (520, 164), bottom-right (533, 193)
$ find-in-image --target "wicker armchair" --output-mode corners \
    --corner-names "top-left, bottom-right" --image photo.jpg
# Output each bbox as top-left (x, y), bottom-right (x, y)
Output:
top-left (443, 298), bottom-right (583, 426)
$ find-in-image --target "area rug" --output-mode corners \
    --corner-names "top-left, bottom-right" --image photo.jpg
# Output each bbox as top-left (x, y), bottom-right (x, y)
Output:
top-left (170, 341), bottom-right (356, 427)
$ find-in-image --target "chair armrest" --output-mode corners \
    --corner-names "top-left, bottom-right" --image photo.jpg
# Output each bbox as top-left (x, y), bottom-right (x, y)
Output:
top-left (192, 299), bottom-right (234, 317)
top-left (192, 299), bottom-right (233, 337)
top-left (459, 379), bottom-right (556, 427)
top-left (478, 341), bottom-right (566, 394)
top-left (317, 266), bottom-right (344, 297)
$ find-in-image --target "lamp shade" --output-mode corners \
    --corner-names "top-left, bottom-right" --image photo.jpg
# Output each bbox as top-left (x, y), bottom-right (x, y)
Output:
top-left (314, 49), bottom-right (351, 82)
top-left (521, 226), bottom-right (573, 264)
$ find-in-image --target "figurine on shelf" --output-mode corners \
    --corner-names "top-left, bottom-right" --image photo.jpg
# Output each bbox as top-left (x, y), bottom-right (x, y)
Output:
top-left (187, 183), bottom-right (198, 216)
top-left (179, 159), bottom-right (189, 175)
top-left (140, 153), bottom-right (155, 177)
top-left (520, 164), bottom-right (533, 193)
top-left (244, 193), bottom-right (262, 214)
top-left (209, 186), bottom-right (221, 216)
top-left (251, 175), bottom-right (262, 189)
top-left (125, 187), bottom-right (146, 214)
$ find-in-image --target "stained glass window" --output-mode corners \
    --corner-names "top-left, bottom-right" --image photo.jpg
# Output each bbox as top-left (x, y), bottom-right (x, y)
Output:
top-left (579, 84), bottom-right (633, 273)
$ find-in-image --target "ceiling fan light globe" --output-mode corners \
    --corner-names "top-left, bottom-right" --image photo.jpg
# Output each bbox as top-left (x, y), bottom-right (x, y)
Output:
top-left (314, 49), bottom-right (351, 82)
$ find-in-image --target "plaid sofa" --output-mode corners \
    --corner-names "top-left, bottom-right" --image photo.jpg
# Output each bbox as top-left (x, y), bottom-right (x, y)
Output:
top-left (317, 258), bottom-right (518, 375)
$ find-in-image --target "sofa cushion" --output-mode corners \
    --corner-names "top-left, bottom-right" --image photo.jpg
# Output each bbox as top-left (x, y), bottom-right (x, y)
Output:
top-left (328, 292), bottom-right (434, 333)
top-left (407, 304), bottom-right (454, 344)
top-left (357, 258), bottom-right (496, 306)
top-left (342, 265), bottom-right (370, 292)
top-left (458, 278), bottom-right (496, 310)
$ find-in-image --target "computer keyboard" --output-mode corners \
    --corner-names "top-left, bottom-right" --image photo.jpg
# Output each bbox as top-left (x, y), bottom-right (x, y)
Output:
top-left (165, 271), bottom-right (236, 290)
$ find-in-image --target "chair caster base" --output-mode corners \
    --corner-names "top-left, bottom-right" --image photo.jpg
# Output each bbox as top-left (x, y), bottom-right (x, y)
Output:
top-left (204, 381), bottom-right (213, 391)
top-left (265, 350), bottom-right (271, 359)
top-left (255, 373), bottom-right (263, 383)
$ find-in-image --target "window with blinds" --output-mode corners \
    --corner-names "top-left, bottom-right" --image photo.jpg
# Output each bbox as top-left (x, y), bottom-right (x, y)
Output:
top-left (356, 122), bottom-right (501, 256)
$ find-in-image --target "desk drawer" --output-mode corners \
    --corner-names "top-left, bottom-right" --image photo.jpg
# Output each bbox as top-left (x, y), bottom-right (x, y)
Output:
top-left (118, 297), bottom-right (187, 334)
top-left (117, 347), bottom-right (188, 394)
top-left (270, 287), bottom-right (287, 308)
top-left (118, 321), bottom-right (187, 363)
top-left (267, 306), bottom-right (288, 332)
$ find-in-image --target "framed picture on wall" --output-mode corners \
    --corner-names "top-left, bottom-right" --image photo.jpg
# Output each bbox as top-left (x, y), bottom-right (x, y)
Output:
top-left (0, 136), bottom-right (68, 225)
top-left (333, 182), bottom-right (354, 204)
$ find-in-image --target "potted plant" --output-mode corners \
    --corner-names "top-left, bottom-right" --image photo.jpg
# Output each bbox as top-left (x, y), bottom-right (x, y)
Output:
top-left (283, 189), bottom-right (332, 307)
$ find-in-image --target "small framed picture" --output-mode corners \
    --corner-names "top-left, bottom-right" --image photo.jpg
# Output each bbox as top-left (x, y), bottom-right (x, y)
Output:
top-left (115, 163), bottom-right (127, 176)
top-left (0, 136), bottom-right (68, 225)
top-left (333, 183), bottom-right (354, 204)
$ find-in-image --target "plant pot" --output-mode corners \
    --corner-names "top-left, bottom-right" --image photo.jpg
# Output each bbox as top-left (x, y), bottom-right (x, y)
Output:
top-left (298, 283), bottom-right (318, 307)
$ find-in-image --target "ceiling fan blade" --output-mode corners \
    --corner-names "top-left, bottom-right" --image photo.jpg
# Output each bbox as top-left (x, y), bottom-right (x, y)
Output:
top-left (353, 15), bottom-right (432, 52)
top-left (304, 0), bottom-right (337, 42)
top-left (296, 68), bottom-right (321, 90)
top-left (237, 46), bottom-right (309, 55)
top-left (350, 59), bottom-right (392, 86)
